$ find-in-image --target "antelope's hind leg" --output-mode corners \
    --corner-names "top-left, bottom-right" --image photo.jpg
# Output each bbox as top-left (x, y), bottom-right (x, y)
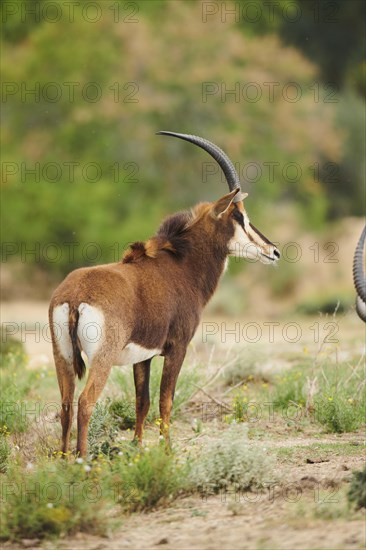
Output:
top-left (133, 359), bottom-right (151, 444)
top-left (76, 353), bottom-right (113, 457)
top-left (54, 352), bottom-right (76, 455)
top-left (159, 347), bottom-right (186, 447)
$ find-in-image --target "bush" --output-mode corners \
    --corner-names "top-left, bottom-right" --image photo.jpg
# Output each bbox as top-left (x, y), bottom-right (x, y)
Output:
top-left (0, 348), bottom-right (38, 434)
top-left (312, 359), bottom-right (366, 433)
top-left (87, 400), bottom-right (120, 458)
top-left (264, 358), bottom-right (365, 433)
top-left (348, 466), bottom-right (366, 510)
top-left (109, 399), bottom-right (135, 431)
top-left (314, 394), bottom-right (366, 433)
top-left (0, 445), bottom-right (190, 540)
top-left (189, 424), bottom-right (273, 495)
top-left (111, 445), bottom-right (190, 512)
top-left (271, 370), bottom-right (307, 410)
top-left (0, 458), bottom-right (112, 541)
top-left (0, 427), bottom-right (11, 473)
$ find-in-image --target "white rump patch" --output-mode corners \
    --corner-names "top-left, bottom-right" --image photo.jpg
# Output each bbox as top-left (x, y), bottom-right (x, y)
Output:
top-left (52, 303), bottom-right (73, 364)
top-left (118, 342), bottom-right (161, 366)
top-left (77, 303), bottom-right (105, 363)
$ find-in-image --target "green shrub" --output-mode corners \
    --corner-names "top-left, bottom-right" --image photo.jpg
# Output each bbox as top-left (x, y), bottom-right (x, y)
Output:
top-left (111, 445), bottom-right (190, 512)
top-left (0, 349), bottom-right (38, 434)
top-left (109, 399), bottom-right (135, 430)
top-left (88, 400), bottom-right (119, 458)
top-left (314, 394), bottom-right (366, 433)
top-left (266, 358), bottom-right (365, 433)
top-left (348, 466), bottom-right (366, 510)
top-left (189, 424), bottom-right (273, 494)
top-left (0, 458), bottom-right (112, 541)
top-left (0, 427), bottom-right (11, 473)
top-left (271, 370), bottom-right (307, 410)
top-left (312, 358), bottom-right (365, 433)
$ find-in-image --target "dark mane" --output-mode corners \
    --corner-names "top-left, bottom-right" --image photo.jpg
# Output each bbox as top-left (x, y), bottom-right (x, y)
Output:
top-left (122, 210), bottom-right (193, 264)
top-left (156, 210), bottom-right (193, 258)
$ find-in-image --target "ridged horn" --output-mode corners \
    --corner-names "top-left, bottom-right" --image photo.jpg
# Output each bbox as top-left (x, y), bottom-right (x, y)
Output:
top-left (353, 225), bottom-right (366, 322)
top-left (356, 296), bottom-right (366, 322)
top-left (157, 131), bottom-right (242, 201)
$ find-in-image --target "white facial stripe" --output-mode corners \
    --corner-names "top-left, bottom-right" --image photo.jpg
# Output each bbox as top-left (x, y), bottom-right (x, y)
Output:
top-left (77, 303), bottom-right (105, 363)
top-left (229, 220), bottom-right (276, 263)
top-left (52, 303), bottom-right (73, 364)
top-left (118, 343), bottom-right (161, 366)
top-left (229, 223), bottom-right (261, 260)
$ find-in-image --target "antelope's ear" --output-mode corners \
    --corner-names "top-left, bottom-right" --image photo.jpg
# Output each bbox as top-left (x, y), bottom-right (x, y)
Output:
top-left (212, 188), bottom-right (241, 218)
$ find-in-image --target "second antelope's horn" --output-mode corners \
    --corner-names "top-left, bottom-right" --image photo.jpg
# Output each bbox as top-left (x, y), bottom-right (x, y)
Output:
top-left (353, 225), bottom-right (366, 322)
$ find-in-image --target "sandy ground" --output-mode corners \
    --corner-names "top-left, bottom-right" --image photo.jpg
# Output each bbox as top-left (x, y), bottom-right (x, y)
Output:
top-left (4, 436), bottom-right (365, 550)
top-left (1, 301), bottom-right (365, 550)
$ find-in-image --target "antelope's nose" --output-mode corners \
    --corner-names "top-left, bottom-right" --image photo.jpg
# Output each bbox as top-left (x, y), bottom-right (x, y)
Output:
top-left (274, 248), bottom-right (280, 259)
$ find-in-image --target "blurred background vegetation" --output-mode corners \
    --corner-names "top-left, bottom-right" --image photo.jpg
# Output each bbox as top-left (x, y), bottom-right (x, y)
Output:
top-left (1, 0), bottom-right (365, 314)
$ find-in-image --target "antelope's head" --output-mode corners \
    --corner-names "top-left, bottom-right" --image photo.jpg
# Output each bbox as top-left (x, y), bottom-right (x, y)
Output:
top-left (157, 131), bottom-right (280, 265)
top-left (353, 226), bottom-right (366, 322)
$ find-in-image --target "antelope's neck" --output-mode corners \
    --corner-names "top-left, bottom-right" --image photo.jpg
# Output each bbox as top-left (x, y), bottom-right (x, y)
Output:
top-left (187, 240), bottom-right (228, 305)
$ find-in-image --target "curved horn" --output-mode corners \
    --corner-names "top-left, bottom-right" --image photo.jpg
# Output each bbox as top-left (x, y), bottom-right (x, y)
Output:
top-left (353, 225), bottom-right (366, 322)
top-left (356, 296), bottom-right (366, 322)
top-left (353, 225), bottom-right (366, 302)
top-left (157, 131), bottom-right (242, 201)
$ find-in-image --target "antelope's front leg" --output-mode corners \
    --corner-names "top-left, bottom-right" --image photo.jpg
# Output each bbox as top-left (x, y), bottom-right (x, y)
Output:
top-left (159, 347), bottom-right (186, 447)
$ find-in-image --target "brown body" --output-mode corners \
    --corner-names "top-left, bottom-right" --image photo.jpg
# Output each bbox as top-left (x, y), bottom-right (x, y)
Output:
top-left (49, 134), bottom-right (280, 457)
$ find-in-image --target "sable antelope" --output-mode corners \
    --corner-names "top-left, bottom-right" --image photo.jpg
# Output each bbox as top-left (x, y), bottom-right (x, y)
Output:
top-left (49, 132), bottom-right (280, 457)
top-left (353, 225), bottom-right (366, 322)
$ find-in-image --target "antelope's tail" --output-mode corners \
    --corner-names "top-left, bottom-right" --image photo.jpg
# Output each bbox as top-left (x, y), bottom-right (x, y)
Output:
top-left (69, 306), bottom-right (86, 380)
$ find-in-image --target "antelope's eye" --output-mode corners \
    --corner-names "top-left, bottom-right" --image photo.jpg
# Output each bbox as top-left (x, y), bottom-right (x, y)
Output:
top-left (232, 209), bottom-right (245, 229)
top-left (232, 209), bottom-right (243, 222)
